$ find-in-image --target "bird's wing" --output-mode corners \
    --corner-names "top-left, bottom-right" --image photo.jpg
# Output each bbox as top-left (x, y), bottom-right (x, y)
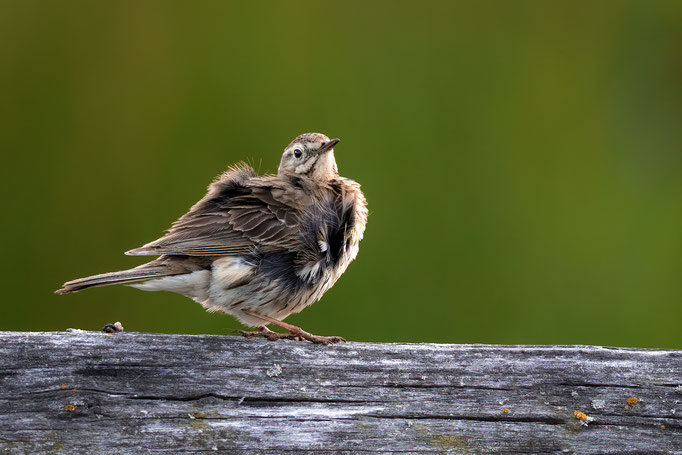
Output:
top-left (126, 165), bottom-right (303, 257)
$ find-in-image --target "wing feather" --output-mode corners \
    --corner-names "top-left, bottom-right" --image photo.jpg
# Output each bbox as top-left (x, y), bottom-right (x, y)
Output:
top-left (126, 165), bottom-right (303, 257)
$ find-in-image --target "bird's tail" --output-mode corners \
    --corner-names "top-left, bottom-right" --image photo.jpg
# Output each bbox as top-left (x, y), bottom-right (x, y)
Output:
top-left (55, 264), bottom-right (171, 294)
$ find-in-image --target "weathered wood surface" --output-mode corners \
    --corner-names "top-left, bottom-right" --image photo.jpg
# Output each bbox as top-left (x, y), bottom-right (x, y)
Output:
top-left (0, 331), bottom-right (680, 454)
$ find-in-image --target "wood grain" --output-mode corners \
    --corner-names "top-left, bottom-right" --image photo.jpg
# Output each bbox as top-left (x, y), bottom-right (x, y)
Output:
top-left (0, 331), bottom-right (680, 454)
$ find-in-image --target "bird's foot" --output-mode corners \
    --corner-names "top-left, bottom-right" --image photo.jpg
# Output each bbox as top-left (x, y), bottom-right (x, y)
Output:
top-left (237, 326), bottom-right (302, 342)
top-left (288, 328), bottom-right (346, 346)
top-left (240, 310), bottom-right (346, 346)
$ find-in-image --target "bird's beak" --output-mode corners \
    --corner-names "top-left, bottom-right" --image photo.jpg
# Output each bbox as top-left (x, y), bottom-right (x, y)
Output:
top-left (318, 138), bottom-right (340, 154)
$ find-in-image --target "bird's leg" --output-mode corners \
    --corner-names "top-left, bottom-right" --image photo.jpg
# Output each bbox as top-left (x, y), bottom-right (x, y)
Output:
top-left (241, 310), bottom-right (345, 345)
top-left (236, 325), bottom-right (301, 341)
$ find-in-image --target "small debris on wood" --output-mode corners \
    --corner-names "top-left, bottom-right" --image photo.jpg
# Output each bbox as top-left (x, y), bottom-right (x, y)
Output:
top-left (102, 322), bottom-right (124, 333)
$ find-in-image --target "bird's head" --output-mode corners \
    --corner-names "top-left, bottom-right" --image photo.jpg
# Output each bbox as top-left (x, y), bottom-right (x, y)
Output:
top-left (278, 133), bottom-right (340, 181)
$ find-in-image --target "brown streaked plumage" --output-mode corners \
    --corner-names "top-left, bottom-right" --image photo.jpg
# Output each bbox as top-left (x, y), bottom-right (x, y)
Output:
top-left (56, 133), bottom-right (368, 345)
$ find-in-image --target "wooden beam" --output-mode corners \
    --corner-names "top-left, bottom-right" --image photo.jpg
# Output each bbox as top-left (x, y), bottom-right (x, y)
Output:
top-left (0, 331), bottom-right (680, 454)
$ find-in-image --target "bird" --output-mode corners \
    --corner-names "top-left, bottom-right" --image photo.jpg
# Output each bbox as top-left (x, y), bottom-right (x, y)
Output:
top-left (56, 133), bottom-right (368, 345)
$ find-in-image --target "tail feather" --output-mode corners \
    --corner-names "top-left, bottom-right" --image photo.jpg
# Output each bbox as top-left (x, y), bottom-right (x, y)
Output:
top-left (55, 266), bottom-right (171, 294)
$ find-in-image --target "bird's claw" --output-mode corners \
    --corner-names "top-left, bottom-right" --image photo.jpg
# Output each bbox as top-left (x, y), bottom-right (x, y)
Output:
top-left (305, 335), bottom-right (346, 345)
top-left (237, 328), bottom-right (301, 341)
top-left (286, 328), bottom-right (346, 345)
top-left (237, 327), bottom-right (345, 345)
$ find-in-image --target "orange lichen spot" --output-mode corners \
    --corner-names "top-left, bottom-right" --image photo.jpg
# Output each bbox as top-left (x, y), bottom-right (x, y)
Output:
top-left (574, 410), bottom-right (587, 422)
top-left (624, 405), bottom-right (630, 409)
top-left (660, 425), bottom-right (665, 429)
top-left (64, 404), bottom-right (78, 412)
top-left (626, 397), bottom-right (639, 405)
top-left (60, 384), bottom-right (67, 390)
top-left (502, 408), bottom-right (509, 414)
top-left (451, 423), bottom-right (455, 427)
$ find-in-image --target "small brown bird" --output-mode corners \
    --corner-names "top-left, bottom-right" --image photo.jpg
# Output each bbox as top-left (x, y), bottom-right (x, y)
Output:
top-left (57, 133), bottom-right (368, 345)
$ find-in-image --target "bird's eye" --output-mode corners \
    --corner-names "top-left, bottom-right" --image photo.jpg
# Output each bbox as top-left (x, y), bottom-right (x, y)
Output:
top-left (293, 149), bottom-right (303, 159)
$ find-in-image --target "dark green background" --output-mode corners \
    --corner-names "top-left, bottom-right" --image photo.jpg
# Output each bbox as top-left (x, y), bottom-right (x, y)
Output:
top-left (2, 1), bottom-right (681, 347)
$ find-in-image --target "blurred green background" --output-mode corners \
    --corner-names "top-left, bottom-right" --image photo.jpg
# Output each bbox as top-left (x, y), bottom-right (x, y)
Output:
top-left (1, 1), bottom-right (681, 348)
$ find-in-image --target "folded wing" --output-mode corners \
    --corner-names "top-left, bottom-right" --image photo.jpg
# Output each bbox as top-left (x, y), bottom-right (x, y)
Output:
top-left (126, 164), bottom-right (302, 257)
